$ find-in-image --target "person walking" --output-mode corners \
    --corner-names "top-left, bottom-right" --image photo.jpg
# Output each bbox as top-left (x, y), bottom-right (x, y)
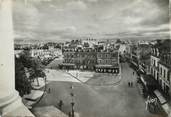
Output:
top-left (130, 82), bottom-right (132, 87)
top-left (128, 82), bottom-right (130, 87)
top-left (48, 88), bottom-right (51, 93)
top-left (58, 100), bottom-right (64, 110)
top-left (145, 100), bottom-right (149, 111)
top-left (68, 112), bottom-right (71, 117)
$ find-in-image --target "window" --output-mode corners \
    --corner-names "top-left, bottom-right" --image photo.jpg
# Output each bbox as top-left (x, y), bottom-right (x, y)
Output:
top-left (167, 75), bottom-right (170, 83)
top-left (108, 69), bottom-right (111, 73)
top-left (154, 60), bottom-right (156, 66)
top-left (164, 69), bottom-right (166, 78)
top-left (160, 67), bottom-right (162, 75)
top-left (98, 60), bottom-right (101, 64)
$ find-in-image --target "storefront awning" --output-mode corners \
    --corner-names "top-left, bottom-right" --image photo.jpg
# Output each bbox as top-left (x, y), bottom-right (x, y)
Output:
top-left (154, 90), bottom-right (167, 104)
top-left (140, 75), bottom-right (157, 86)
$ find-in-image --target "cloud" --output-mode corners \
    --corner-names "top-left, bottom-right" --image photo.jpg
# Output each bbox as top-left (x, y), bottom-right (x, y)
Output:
top-left (122, 0), bottom-right (169, 26)
top-left (66, 1), bottom-right (87, 10)
top-left (87, 0), bottom-right (98, 3)
top-left (13, 0), bottom-right (169, 41)
top-left (124, 16), bottom-right (142, 25)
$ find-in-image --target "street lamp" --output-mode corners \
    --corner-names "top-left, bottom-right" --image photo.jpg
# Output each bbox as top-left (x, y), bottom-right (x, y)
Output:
top-left (70, 85), bottom-right (75, 117)
top-left (70, 99), bottom-right (75, 117)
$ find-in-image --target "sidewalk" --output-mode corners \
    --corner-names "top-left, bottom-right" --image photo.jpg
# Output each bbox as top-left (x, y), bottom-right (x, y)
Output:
top-left (130, 64), bottom-right (170, 116)
top-left (45, 69), bottom-right (80, 83)
top-left (67, 70), bottom-right (93, 83)
top-left (23, 90), bottom-right (44, 109)
top-left (86, 73), bottom-right (121, 86)
top-left (24, 90), bottom-right (44, 101)
top-left (23, 77), bottom-right (46, 109)
top-left (67, 70), bottom-right (121, 86)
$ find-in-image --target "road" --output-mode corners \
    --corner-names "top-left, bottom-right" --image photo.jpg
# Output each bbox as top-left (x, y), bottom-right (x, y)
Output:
top-left (34, 63), bottom-right (166, 117)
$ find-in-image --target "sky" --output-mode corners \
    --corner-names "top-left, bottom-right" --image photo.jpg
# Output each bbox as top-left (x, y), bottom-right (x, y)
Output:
top-left (13, 0), bottom-right (170, 41)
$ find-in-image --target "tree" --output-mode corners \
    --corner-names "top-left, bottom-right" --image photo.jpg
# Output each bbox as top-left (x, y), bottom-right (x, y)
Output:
top-left (15, 57), bottom-right (31, 96)
top-left (29, 58), bottom-right (46, 86)
top-left (15, 49), bottom-right (46, 97)
top-left (19, 50), bottom-right (33, 68)
top-left (19, 50), bottom-right (46, 86)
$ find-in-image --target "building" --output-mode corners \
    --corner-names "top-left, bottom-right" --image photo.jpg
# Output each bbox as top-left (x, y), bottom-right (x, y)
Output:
top-left (61, 46), bottom-right (76, 69)
top-left (61, 46), bottom-right (97, 70)
top-left (149, 39), bottom-right (171, 116)
top-left (130, 44), bottom-right (139, 68)
top-left (150, 40), bottom-right (171, 95)
top-left (95, 49), bottom-right (119, 74)
top-left (30, 48), bottom-right (62, 60)
top-left (158, 52), bottom-right (171, 96)
top-left (118, 44), bottom-right (127, 55)
top-left (74, 47), bottom-right (97, 70)
top-left (130, 43), bottom-right (151, 74)
top-left (137, 44), bottom-right (151, 74)
top-left (61, 41), bottom-right (120, 74)
top-left (124, 43), bottom-right (131, 61)
top-left (150, 44), bottom-right (160, 82)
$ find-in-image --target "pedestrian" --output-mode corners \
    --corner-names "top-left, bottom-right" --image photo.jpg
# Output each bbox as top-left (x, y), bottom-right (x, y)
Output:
top-left (133, 72), bottom-right (134, 75)
top-left (58, 100), bottom-right (63, 110)
top-left (130, 82), bottom-right (132, 87)
top-left (150, 103), bottom-right (154, 113)
top-left (128, 82), bottom-right (130, 87)
top-left (68, 112), bottom-right (71, 117)
top-left (48, 88), bottom-right (51, 93)
top-left (145, 100), bottom-right (149, 111)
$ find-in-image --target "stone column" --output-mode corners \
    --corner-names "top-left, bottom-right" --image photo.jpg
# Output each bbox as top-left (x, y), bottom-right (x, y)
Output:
top-left (0, 0), bottom-right (34, 116)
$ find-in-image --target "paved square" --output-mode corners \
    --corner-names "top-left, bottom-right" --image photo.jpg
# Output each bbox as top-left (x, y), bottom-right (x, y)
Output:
top-left (34, 63), bottom-right (166, 117)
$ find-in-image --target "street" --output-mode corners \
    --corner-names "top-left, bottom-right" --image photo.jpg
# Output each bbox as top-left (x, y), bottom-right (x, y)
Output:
top-left (34, 63), bottom-right (166, 117)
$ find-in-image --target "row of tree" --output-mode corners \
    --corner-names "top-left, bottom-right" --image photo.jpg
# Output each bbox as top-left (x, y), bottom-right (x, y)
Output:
top-left (15, 50), bottom-right (46, 96)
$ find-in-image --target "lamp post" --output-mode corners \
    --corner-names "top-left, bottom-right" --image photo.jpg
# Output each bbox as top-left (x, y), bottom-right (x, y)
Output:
top-left (70, 85), bottom-right (75, 117)
top-left (71, 99), bottom-right (75, 117)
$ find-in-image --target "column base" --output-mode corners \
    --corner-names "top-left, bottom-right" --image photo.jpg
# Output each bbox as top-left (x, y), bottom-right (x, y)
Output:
top-left (0, 90), bottom-right (34, 117)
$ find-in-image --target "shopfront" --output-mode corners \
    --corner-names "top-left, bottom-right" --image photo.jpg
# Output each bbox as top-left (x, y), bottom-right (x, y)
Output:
top-left (95, 65), bottom-right (119, 74)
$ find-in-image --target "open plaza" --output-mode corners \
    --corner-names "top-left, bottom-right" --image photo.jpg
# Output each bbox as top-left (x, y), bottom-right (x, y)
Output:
top-left (32, 63), bottom-right (167, 117)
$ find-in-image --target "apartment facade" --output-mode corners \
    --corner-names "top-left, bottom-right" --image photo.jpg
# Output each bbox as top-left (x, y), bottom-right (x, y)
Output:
top-left (61, 46), bottom-right (97, 70)
top-left (30, 48), bottom-right (62, 62)
top-left (61, 45), bottom-right (120, 73)
top-left (95, 49), bottom-right (119, 73)
top-left (150, 40), bottom-right (171, 97)
top-left (158, 53), bottom-right (171, 96)
top-left (150, 47), bottom-right (160, 81)
top-left (130, 43), bottom-right (151, 74)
